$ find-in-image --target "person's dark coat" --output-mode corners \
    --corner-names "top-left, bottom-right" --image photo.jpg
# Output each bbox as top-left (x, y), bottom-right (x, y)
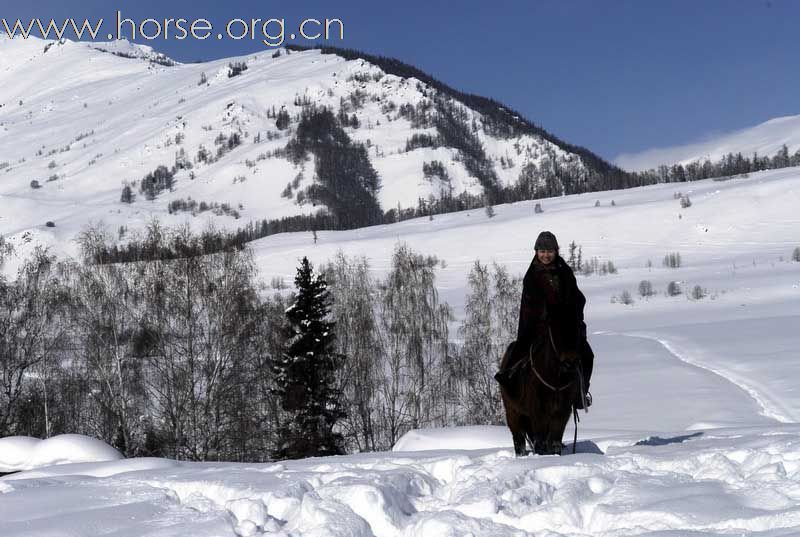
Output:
top-left (516, 256), bottom-right (593, 376)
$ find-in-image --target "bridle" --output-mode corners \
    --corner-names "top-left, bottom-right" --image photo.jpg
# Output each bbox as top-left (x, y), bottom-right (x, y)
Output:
top-left (528, 325), bottom-right (575, 392)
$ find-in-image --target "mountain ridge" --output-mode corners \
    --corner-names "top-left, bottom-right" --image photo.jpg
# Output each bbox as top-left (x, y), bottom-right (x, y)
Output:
top-left (1, 36), bottom-right (631, 254)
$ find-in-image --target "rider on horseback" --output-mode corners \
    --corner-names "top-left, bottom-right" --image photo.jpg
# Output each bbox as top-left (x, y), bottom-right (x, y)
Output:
top-left (495, 231), bottom-right (594, 409)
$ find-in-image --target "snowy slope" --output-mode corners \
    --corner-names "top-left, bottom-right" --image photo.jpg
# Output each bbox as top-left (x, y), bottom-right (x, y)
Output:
top-left (615, 114), bottom-right (800, 171)
top-left (0, 35), bottom-right (589, 256)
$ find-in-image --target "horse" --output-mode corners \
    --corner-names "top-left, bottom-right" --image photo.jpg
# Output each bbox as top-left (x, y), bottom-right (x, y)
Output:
top-left (498, 330), bottom-right (580, 456)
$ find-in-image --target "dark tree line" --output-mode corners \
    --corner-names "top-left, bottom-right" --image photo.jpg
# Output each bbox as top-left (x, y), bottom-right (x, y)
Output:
top-left (434, 99), bottom-right (502, 203)
top-left (631, 144), bottom-right (800, 184)
top-left (139, 165), bottom-right (176, 200)
top-left (286, 105), bottom-right (383, 228)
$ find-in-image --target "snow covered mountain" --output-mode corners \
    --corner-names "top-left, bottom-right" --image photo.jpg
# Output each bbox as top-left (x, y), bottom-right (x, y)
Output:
top-left (615, 114), bottom-right (800, 171)
top-left (0, 36), bottom-right (624, 255)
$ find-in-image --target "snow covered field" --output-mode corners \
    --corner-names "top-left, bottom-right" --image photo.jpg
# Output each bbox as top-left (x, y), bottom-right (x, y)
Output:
top-left (2, 166), bottom-right (800, 535)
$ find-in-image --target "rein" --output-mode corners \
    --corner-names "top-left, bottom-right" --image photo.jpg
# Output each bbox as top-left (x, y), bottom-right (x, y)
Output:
top-left (528, 325), bottom-right (574, 392)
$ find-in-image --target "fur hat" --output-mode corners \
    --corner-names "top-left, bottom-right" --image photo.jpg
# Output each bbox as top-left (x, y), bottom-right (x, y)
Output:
top-left (534, 231), bottom-right (559, 252)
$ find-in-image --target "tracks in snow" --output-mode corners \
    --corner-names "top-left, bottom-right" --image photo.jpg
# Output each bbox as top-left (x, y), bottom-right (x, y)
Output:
top-left (603, 331), bottom-right (795, 424)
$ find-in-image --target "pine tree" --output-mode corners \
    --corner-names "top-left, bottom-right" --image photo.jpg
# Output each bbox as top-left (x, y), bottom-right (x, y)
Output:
top-left (567, 241), bottom-right (578, 270)
top-left (271, 257), bottom-right (345, 459)
top-left (120, 185), bottom-right (135, 203)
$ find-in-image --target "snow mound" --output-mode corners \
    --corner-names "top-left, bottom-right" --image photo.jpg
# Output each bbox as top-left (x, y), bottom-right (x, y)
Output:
top-left (4, 457), bottom-right (176, 481)
top-left (0, 436), bottom-right (39, 472)
top-left (0, 434), bottom-right (122, 472)
top-left (393, 425), bottom-right (513, 452)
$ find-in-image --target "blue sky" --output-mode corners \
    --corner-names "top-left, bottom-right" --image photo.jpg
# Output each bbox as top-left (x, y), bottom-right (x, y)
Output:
top-left (5, 0), bottom-right (799, 162)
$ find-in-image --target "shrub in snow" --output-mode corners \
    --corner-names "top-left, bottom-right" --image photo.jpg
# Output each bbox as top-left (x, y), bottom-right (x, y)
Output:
top-left (595, 200), bottom-right (601, 207)
top-left (691, 285), bottom-right (706, 300)
top-left (485, 204), bottom-right (495, 218)
top-left (667, 281), bottom-right (682, 296)
top-left (227, 61), bottom-right (248, 78)
top-left (581, 257), bottom-right (617, 276)
top-left (534, 203), bottom-right (543, 214)
top-left (30, 179), bottom-right (41, 189)
top-left (680, 195), bottom-right (692, 208)
top-left (47, 160), bottom-right (57, 169)
top-left (615, 290), bottom-right (634, 305)
top-left (638, 280), bottom-right (654, 297)
top-left (792, 247), bottom-right (800, 262)
top-left (45, 221), bottom-right (55, 228)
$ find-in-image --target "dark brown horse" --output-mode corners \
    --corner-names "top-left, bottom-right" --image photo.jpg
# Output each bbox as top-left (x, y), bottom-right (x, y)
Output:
top-left (499, 331), bottom-right (580, 456)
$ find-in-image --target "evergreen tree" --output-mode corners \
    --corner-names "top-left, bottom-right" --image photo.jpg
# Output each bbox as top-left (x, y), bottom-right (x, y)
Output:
top-left (120, 185), bottom-right (135, 203)
top-left (567, 241), bottom-right (578, 270)
top-left (275, 108), bottom-right (291, 130)
top-left (272, 257), bottom-right (345, 459)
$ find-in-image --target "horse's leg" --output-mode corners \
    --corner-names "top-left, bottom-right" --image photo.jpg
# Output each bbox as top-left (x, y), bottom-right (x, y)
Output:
top-left (530, 423), bottom-right (549, 456)
top-left (529, 405), bottom-right (551, 455)
top-left (504, 401), bottom-right (529, 457)
top-left (512, 432), bottom-right (527, 457)
top-left (548, 398), bottom-right (574, 455)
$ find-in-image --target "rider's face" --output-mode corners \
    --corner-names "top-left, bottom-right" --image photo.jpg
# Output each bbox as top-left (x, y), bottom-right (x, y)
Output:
top-left (536, 249), bottom-right (555, 265)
